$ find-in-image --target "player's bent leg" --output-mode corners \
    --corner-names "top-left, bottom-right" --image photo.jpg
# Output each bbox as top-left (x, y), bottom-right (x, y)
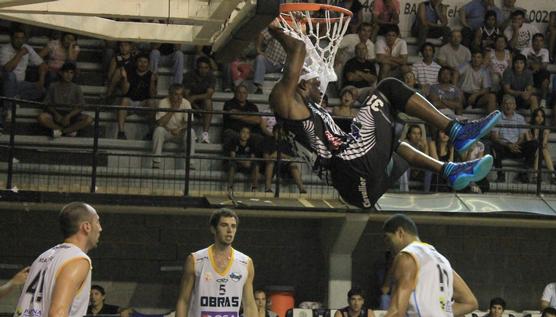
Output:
top-left (377, 78), bottom-right (502, 154)
top-left (442, 155), bottom-right (494, 190)
top-left (447, 110), bottom-right (501, 154)
top-left (397, 141), bottom-right (494, 191)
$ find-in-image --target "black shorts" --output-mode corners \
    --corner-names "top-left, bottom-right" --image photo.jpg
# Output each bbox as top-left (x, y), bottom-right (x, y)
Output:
top-left (329, 78), bottom-right (413, 208)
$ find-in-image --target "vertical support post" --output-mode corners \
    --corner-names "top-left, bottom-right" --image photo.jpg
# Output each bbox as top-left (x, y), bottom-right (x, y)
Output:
top-left (536, 125), bottom-right (544, 195)
top-left (90, 106), bottom-right (100, 193)
top-left (6, 101), bottom-right (17, 189)
top-left (184, 110), bottom-right (192, 196)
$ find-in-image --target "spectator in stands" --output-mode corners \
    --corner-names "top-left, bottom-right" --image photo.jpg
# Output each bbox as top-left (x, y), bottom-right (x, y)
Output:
top-left (548, 12), bottom-right (556, 61)
top-left (399, 124), bottom-right (432, 192)
top-left (504, 10), bottom-right (539, 52)
top-left (502, 53), bottom-right (538, 110)
top-left (38, 32), bottom-right (80, 85)
top-left (472, 10), bottom-right (501, 51)
top-left (149, 43), bottom-right (184, 85)
top-left (1, 27), bottom-right (47, 131)
top-left (429, 66), bottom-right (464, 115)
top-left (38, 62), bottom-right (92, 138)
top-left (184, 56), bottom-right (216, 144)
top-left (0, 266), bottom-right (29, 300)
top-left (254, 289), bottom-right (278, 317)
top-left (116, 53), bottom-right (158, 140)
top-left (222, 85), bottom-right (265, 152)
top-left (402, 70), bottom-right (424, 95)
top-left (458, 50), bottom-right (497, 112)
top-left (375, 25), bottom-right (408, 80)
top-left (412, 42), bottom-right (441, 88)
top-left (334, 287), bottom-right (376, 317)
top-left (342, 42), bottom-right (377, 95)
top-left (338, 0), bottom-right (365, 34)
top-left (436, 29), bottom-right (471, 82)
top-left (541, 282), bottom-right (556, 310)
top-left (87, 284), bottom-right (120, 315)
top-left (462, 140), bottom-right (489, 193)
top-left (500, 0), bottom-right (526, 30)
top-left (543, 308), bottom-right (556, 317)
top-left (526, 108), bottom-right (556, 183)
top-left (484, 35), bottom-right (512, 92)
top-left (490, 94), bottom-right (538, 183)
top-left (230, 54), bottom-right (254, 90)
top-left (262, 125), bottom-right (306, 194)
top-left (106, 41), bottom-right (136, 98)
top-left (483, 297), bottom-right (506, 317)
top-left (523, 34), bottom-right (551, 107)
top-left (152, 83), bottom-right (195, 169)
top-left (429, 129), bottom-right (454, 191)
top-left (373, 0), bottom-right (400, 38)
top-left (333, 88), bottom-right (359, 133)
top-left (459, 0), bottom-right (503, 47)
top-left (335, 22), bottom-right (376, 85)
top-left (412, 0), bottom-right (450, 49)
top-left (226, 126), bottom-right (260, 192)
top-left (253, 28), bottom-right (286, 95)
top-left (194, 45), bottom-right (218, 71)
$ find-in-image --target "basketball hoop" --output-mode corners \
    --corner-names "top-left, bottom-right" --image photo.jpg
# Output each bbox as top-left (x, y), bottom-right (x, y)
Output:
top-left (277, 3), bottom-right (352, 96)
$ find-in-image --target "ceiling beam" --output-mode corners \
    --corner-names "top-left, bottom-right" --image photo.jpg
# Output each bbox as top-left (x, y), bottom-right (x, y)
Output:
top-left (0, 0), bottom-right (54, 8)
top-left (0, 12), bottom-right (207, 44)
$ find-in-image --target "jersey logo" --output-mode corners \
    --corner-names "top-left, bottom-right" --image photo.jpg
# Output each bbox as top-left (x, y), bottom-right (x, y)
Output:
top-left (366, 94), bottom-right (384, 112)
top-left (229, 272), bottom-right (242, 282)
top-left (204, 272), bottom-right (213, 282)
top-left (216, 278), bottom-right (228, 284)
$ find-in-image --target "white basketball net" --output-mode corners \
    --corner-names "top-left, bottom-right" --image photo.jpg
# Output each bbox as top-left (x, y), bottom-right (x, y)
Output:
top-left (278, 7), bottom-right (351, 96)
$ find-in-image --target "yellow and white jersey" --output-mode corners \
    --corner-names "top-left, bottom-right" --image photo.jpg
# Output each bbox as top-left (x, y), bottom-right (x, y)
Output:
top-left (14, 243), bottom-right (92, 317)
top-left (401, 241), bottom-right (454, 317)
top-left (188, 246), bottom-right (250, 317)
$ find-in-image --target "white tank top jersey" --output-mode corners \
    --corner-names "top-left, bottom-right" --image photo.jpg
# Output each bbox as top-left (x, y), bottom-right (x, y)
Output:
top-left (14, 243), bottom-right (92, 317)
top-left (401, 241), bottom-right (454, 317)
top-left (188, 246), bottom-right (250, 317)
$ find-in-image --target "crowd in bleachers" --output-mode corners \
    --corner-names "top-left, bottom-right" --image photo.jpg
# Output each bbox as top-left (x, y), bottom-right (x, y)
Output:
top-left (2, 0), bottom-right (556, 194)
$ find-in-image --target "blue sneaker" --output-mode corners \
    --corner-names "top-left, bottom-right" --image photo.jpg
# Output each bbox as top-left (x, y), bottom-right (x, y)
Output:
top-left (449, 110), bottom-right (501, 153)
top-left (443, 155), bottom-right (493, 191)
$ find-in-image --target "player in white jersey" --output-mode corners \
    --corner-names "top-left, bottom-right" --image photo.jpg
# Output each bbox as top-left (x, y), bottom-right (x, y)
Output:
top-left (14, 202), bottom-right (102, 317)
top-left (176, 208), bottom-right (257, 317)
top-left (382, 214), bottom-right (478, 317)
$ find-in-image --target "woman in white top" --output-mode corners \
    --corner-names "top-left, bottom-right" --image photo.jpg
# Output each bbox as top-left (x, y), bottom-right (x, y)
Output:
top-left (485, 34), bottom-right (512, 92)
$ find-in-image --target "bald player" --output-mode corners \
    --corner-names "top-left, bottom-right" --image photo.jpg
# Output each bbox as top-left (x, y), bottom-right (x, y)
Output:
top-left (382, 214), bottom-right (477, 317)
top-left (176, 208), bottom-right (257, 317)
top-left (14, 202), bottom-right (102, 317)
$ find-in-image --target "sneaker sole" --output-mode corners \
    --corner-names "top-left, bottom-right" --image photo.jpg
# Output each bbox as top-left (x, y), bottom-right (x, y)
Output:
top-left (456, 111), bottom-right (501, 154)
top-left (452, 155), bottom-right (493, 190)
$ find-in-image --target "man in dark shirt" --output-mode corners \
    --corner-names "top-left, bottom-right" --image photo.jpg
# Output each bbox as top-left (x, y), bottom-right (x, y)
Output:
top-left (343, 42), bottom-right (377, 95)
top-left (37, 62), bottom-right (92, 138)
top-left (87, 285), bottom-right (120, 315)
top-left (116, 53), bottom-right (157, 140)
top-left (222, 84), bottom-right (265, 151)
top-left (184, 56), bottom-right (215, 143)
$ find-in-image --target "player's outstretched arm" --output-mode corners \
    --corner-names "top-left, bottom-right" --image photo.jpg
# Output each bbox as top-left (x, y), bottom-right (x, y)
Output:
top-left (0, 266), bottom-right (29, 300)
top-left (175, 254), bottom-right (195, 317)
top-left (268, 23), bottom-right (310, 120)
top-left (452, 270), bottom-right (478, 317)
top-left (384, 253), bottom-right (417, 317)
top-left (242, 258), bottom-right (258, 317)
top-left (48, 258), bottom-right (90, 317)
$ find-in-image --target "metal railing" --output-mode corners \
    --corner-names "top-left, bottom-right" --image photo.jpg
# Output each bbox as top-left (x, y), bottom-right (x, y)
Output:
top-left (1, 96), bottom-right (554, 198)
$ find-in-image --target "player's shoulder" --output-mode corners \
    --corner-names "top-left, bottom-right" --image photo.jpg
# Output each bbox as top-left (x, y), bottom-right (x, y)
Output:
top-left (232, 249), bottom-right (251, 264)
top-left (191, 247), bottom-right (210, 260)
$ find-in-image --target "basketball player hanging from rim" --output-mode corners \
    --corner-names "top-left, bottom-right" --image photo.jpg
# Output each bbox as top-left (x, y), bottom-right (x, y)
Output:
top-left (268, 3), bottom-right (502, 209)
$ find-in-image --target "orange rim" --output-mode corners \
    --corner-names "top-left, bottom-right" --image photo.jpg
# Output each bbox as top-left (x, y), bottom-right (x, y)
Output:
top-left (280, 3), bottom-right (353, 16)
top-left (279, 3), bottom-right (352, 25)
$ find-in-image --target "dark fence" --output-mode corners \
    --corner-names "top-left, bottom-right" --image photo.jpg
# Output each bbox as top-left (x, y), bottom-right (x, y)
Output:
top-left (1, 97), bottom-right (554, 200)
